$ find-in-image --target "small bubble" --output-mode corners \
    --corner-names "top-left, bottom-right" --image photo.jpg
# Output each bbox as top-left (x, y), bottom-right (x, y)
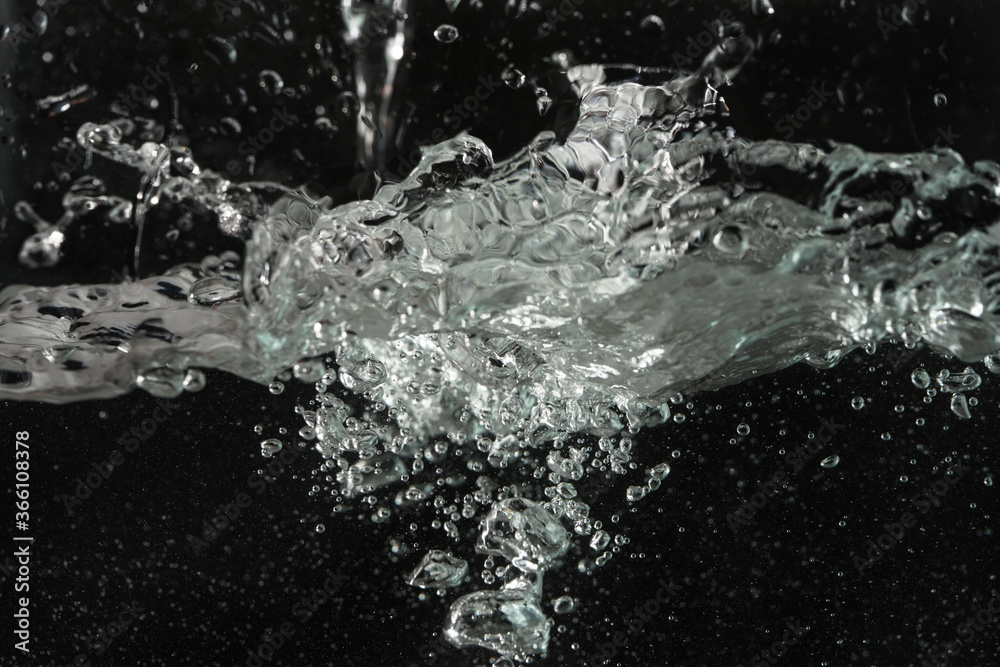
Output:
top-left (434, 24), bottom-right (459, 43)
top-left (736, 422), bottom-right (750, 436)
top-left (933, 93), bottom-right (947, 108)
top-left (984, 352), bottom-right (1000, 375)
top-left (269, 381), bottom-right (285, 395)
top-left (911, 368), bottom-right (931, 389)
top-left (639, 14), bottom-right (666, 32)
top-left (625, 486), bottom-right (646, 502)
top-left (502, 67), bottom-right (526, 89)
top-left (851, 396), bottom-right (865, 410)
top-left (552, 596), bottom-right (575, 614)
top-left (894, 404), bottom-right (905, 413)
top-left (183, 368), bottom-right (207, 393)
top-left (260, 438), bottom-right (283, 458)
top-left (258, 69), bottom-right (284, 96)
top-left (820, 455), bottom-right (840, 469)
top-left (985, 475), bottom-right (994, 487)
top-left (316, 523), bottom-right (326, 533)
top-left (672, 413), bottom-right (685, 423)
top-left (536, 92), bottom-right (553, 116)
top-left (881, 432), bottom-right (892, 440)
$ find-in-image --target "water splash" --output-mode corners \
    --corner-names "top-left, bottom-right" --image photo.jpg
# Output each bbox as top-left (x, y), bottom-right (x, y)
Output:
top-left (3, 31), bottom-right (1000, 660)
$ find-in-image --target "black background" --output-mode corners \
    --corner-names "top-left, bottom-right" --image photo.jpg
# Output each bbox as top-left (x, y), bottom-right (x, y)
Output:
top-left (2, 1), bottom-right (1000, 666)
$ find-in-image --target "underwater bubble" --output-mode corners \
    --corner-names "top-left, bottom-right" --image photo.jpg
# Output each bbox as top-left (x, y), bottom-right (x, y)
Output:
top-left (984, 353), bottom-right (1000, 375)
top-left (183, 369), bottom-right (206, 393)
top-left (434, 24), bottom-right (459, 43)
top-left (260, 438), bottom-right (283, 458)
top-left (911, 369), bottom-right (931, 389)
top-left (407, 550), bottom-right (469, 589)
top-left (950, 393), bottom-right (972, 420)
top-left (502, 67), bottom-right (526, 89)
top-left (552, 596), bottom-right (575, 614)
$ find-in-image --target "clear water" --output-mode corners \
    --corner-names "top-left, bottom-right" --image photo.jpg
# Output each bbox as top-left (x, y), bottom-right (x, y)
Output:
top-left (2, 15), bottom-right (1000, 660)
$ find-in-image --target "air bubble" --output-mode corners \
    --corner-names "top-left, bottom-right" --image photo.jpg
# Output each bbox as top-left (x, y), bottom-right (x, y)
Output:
top-left (502, 67), bottom-right (526, 89)
top-left (434, 24), bottom-right (459, 43)
top-left (260, 438), bottom-right (283, 458)
top-left (911, 368), bottom-right (930, 389)
top-left (258, 70), bottom-right (284, 96)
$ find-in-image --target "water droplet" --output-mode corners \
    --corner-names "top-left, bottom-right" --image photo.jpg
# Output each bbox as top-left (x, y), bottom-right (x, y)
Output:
top-left (639, 15), bottom-right (666, 32)
top-left (258, 70), bottom-right (284, 96)
top-left (260, 438), bottom-right (283, 458)
top-left (911, 368), bottom-right (930, 389)
top-left (434, 24), bottom-right (459, 43)
top-left (183, 368), bottom-right (206, 393)
top-left (984, 352), bottom-right (1000, 375)
top-left (736, 422), bottom-right (750, 436)
top-left (502, 67), bottom-right (526, 89)
top-left (552, 595), bottom-right (575, 614)
top-left (536, 92), bottom-right (553, 116)
top-left (950, 393), bottom-right (972, 420)
top-left (851, 396), bottom-right (865, 410)
top-left (625, 486), bottom-right (646, 502)
top-left (820, 455), bottom-right (840, 468)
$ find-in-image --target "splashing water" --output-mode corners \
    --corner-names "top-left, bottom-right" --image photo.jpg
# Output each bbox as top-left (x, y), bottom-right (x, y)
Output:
top-left (2, 17), bottom-right (1000, 660)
